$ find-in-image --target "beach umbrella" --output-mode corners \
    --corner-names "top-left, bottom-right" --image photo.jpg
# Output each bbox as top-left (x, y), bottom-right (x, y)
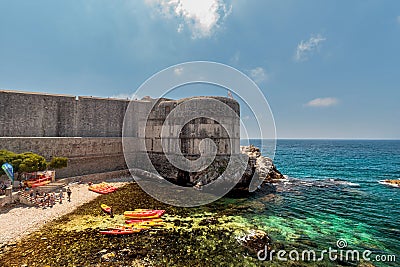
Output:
top-left (2, 163), bottom-right (14, 183)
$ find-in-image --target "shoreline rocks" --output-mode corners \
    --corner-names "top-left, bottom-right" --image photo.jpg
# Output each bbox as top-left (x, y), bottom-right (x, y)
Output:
top-left (237, 145), bottom-right (284, 191)
top-left (378, 179), bottom-right (400, 188)
top-left (237, 229), bottom-right (272, 256)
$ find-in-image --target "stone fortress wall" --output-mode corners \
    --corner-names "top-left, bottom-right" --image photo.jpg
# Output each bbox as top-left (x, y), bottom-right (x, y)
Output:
top-left (142, 96), bottom-right (240, 155)
top-left (0, 137), bottom-right (126, 178)
top-left (0, 90), bottom-right (130, 137)
top-left (0, 90), bottom-right (241, 182)
top-left (138, 96), bottom-right (241, 185)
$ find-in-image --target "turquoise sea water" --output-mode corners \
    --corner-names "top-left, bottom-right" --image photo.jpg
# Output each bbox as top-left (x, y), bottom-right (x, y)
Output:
top-left (242, 139), bottom-right (400, 265)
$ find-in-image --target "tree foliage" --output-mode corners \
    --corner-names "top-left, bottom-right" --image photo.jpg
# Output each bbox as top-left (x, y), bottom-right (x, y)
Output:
top-left (14, 152), bottom-right (48, 173)
top-left (0, 150), bottom-right (68, 177)
top-left (48, 157), bottom-right (68, 170)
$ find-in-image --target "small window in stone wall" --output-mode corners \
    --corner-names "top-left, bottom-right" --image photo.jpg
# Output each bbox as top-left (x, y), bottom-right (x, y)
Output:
top-left (165, 106), bottom-right (170, 114)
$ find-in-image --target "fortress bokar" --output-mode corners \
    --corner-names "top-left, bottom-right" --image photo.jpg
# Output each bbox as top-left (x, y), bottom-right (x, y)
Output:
top-left (0, 90), bottom-right (241, 185)
top-left (0, 90), bottom-right (282, 190)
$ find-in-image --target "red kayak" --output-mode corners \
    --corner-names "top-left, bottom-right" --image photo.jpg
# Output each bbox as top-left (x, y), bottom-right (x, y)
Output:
top-left (124, 211), bottom-right (159, 218)
top-left (99, 229), bottom-right (141, 235)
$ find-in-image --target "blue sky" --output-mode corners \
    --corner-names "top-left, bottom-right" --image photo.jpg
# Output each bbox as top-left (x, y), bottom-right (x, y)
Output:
top-left (0, 0), bottom-right (399, 139)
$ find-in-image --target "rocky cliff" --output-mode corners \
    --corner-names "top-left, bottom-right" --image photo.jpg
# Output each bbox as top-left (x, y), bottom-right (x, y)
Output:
top-left (237, 145), bottom-right (284, 191)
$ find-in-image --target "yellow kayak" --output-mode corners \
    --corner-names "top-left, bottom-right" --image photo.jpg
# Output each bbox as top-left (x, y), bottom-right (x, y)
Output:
top-left (127, 221), bottom-right (165, 227)
top-left (101, 204), bottom-right (112, 214)
top-left (124, 210), bottom-right (165, 219)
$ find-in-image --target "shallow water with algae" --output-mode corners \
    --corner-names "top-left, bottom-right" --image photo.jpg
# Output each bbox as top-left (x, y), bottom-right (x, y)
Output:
top-left (1, 139), bottom-right (399, 266)
top-left (253, 139), bottom-right (400, 266)
top-left (0, 183), bottom-right (278, 266)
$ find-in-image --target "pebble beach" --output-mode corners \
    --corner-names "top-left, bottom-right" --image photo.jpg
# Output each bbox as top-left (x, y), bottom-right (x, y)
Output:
top-left (0, 178), bottom-right (130, 246)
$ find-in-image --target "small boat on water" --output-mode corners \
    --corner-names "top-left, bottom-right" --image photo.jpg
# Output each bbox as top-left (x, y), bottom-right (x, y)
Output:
top-left (378, 180), bottom-right (400, 188)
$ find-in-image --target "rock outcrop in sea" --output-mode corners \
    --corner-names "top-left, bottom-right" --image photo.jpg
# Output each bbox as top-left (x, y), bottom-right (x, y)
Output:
top-left (133, 144), bottom-right (284, 194)
top-left (237, 145), bottom-right (284, 191)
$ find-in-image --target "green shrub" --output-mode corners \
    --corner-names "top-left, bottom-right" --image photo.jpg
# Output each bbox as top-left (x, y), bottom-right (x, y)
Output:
top-left (48, 157), bottom-right (68, 170)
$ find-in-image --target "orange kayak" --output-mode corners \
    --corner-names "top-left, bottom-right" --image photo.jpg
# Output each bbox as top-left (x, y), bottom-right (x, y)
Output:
top-left (31, 180), bottom-right (51, 188)
top-left (25, 177), bottom-right (52, 187)
top-left (89, 184), bottom-right (117, 194)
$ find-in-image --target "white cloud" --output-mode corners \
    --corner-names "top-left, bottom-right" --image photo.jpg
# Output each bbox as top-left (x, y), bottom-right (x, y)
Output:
top-left (145, 0), bottom-right (232, 39)
top-left (249, 67), bottom-right (268, 83)
top-left (110, 93), bottom-right (137, 100)
top-left (305, 97), bottom-right (338, 107)
top-left (174, 66), bottom-right (184, 75)
top-left (177, 23), bottom-right (184, 33)
top-left (295, 34), bottom-right (327, 62)
top-left (230, 51), bottom-right (240, 65)
top-left (397, 16), bottom-right (400, 24)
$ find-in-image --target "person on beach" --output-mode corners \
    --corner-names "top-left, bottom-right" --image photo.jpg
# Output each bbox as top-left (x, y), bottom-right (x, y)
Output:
top-left (110, 205), bottom-right (114, 218)
top-left (0, 182), bottom-right (4, 195)
top-left (43, 193), bottom-right (48, 207)
top-left (66, 187), bottom-right (71, 202)
top-left (40, 196), bottom-right (45, 209)
top-left (50, 192), bottom-right (55, 207)
top-left (59, 189), bottom-right (63, 204)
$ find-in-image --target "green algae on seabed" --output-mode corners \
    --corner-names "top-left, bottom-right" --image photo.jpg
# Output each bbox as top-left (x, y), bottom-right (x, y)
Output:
top-left (0, 183), bottom-right (352, 266)
top-left (0, 183), bottom-right (254, 266)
